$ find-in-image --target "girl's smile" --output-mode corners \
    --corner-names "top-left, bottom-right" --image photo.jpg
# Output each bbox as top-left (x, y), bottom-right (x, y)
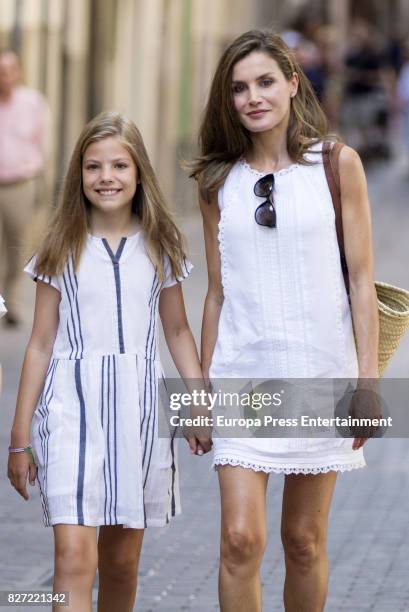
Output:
top-left (82, 136), bottom-right (138, 211)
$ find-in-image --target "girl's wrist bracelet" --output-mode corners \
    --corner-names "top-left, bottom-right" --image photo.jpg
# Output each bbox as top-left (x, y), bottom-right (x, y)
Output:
top-left (8, 445), bottom-right (36, 465)
top-left (9, 445), bottom-right (32, 453)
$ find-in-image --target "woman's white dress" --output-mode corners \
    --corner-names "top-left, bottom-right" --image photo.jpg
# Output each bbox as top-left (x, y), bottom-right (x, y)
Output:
top-left (210, 142), bottom-right (365, 474)
top-left (25, 233), bottom-right (192, 528)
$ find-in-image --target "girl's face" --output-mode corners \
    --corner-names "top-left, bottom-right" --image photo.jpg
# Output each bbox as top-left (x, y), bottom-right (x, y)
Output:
top-left (82, 136), bottom-right (138, 214)
top-left (231, 51), bottom-right (298, 134)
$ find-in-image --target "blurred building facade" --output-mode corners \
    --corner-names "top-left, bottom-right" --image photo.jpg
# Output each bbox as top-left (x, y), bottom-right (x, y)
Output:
top-left (1, 0), bottom-right (408, 211)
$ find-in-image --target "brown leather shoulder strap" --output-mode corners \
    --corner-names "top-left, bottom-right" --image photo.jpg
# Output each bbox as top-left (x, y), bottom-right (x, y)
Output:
top-left (322, 141), bottom-right (350, 293)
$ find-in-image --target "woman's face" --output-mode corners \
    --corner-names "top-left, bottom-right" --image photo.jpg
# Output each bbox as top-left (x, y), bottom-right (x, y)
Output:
top-left (82, 136), bottom-right (138, 214)
top-left (231, 51), bottom-right (298, 134)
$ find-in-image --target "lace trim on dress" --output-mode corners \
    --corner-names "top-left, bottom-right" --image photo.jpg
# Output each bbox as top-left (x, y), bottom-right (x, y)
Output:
top-left (216, 165), bottom-right (242, 369)
top-left (239, 158), bottom-right (299, 177)
top-left (213, 457), bottom-right (365, 474)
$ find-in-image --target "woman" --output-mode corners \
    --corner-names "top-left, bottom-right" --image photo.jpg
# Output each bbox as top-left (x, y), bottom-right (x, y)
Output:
top-left (189, 30), bottom-right (378, 611)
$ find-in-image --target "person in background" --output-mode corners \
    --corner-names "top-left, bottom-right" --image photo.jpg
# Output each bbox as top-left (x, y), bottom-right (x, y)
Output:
top-left (341, 20), bottom-right (391, 160)
top-left (0, 50), bottom-right (50, 327)
top-left (397, 42), bottom-right (409, 171)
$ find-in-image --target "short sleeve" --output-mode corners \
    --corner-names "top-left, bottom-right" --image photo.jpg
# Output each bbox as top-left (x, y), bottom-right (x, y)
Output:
top-left (23, 256), bottom-right (61, 291)
top-left (162, 256), bottom-right (194, 289)
top-left (0, 295), bottom-right (7, 319)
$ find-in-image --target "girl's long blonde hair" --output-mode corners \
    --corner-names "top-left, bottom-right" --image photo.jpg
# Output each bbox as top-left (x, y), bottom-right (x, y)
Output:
top-left (35, 111), bottom-right (186, 282)
top-left (187, 29), bottom-right (331, 200)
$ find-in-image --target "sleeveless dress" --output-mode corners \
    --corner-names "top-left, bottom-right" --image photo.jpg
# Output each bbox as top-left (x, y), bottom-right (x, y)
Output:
top-left (210, 142), bottom-right (365, 474)
top-left (24, 232), bottom-right (192, 528)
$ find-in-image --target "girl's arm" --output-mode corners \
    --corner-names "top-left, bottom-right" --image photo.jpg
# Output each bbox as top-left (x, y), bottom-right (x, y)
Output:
top-left (339, 146), bottom-right (380, 449)
top-left (8, 281), bottom-right (60, 499)
top-left (159, 284), bottom-right (212, 454)
top-left (199, 190), bottom-right (224, 380)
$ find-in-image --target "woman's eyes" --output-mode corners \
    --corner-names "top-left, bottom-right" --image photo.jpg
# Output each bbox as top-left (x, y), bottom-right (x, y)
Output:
top-left (232, 79), bottom-right (274, 94)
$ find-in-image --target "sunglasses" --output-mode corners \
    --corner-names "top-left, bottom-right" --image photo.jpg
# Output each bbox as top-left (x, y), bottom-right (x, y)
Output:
top-left (254, 173), bottom-right (276, 228)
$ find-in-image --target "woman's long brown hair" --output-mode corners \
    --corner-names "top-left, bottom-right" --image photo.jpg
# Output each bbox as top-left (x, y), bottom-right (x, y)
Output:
top-left (34, 111), bottom-right (186, 281)
top-left (187, 29), bottom-right (331, 200)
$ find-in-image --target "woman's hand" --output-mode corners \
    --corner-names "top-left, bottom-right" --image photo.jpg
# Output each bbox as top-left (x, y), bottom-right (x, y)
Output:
top-left (351, 380), bottom-right (382, 450)
top-left (184, 430), bottom-right (213, 456)
top-left (8, 451), bottom-right (37, 500)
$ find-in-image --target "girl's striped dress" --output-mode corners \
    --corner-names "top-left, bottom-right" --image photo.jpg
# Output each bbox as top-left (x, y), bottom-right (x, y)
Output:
top-left (25, 232), bottom-right (192, 528)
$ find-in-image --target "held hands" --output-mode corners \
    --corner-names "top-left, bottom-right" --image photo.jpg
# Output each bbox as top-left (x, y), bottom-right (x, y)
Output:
top-left (7, 449), bottom-right (37, 500)
top-left (183, 372), bottom-right (213, 456)
top-left (184, 432), bottom-right (213, 456)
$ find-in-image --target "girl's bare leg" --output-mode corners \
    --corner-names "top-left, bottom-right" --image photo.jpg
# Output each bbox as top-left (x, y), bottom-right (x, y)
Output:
top-left (281, 471), bottom-right (337, 612)
top-left (53, 525), bottom-right (98, 612)
top-left (97, 525), bottom-right (144, 612)
top-left (218, 466), bottom-right (269, 612)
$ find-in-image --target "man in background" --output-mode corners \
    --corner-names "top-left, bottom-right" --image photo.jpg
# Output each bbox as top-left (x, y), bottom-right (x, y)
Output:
top-left (0, 50), bottom-right (50, 326)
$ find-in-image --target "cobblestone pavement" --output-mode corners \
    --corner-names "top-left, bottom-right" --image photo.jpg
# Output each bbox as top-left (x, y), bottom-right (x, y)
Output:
top-left (0, 158), bottom-right (408, 611)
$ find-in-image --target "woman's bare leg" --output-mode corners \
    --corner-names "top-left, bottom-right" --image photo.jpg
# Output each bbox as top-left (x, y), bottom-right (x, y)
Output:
top-left (97, 526), bottom-right (144, 612)
top-left (53, 525), bottom-right (98, 612)
top-left (218, 465), bottom-right (269, 612)
top-left (281, 471), bottom-right (337, 612)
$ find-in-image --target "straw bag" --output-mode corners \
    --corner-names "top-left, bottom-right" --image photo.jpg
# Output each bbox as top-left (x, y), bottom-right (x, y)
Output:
top-left (322, 141), bottom-right (409, 376)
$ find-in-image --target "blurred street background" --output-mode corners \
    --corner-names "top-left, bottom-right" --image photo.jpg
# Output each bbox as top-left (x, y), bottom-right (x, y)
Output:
top-left (1, 0), bottom-right (409, 610)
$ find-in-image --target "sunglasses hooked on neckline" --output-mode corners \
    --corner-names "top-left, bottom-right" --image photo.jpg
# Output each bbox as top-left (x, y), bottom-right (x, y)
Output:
top-left (254, 173), bottom-right (276, 228)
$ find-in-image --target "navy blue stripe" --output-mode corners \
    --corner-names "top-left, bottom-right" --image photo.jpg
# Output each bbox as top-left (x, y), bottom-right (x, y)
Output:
top-left (142, 280), bottom-right (161, 485)
top-left (68, 258), bottom-right (84, 358)
top-left (40, 361), bottom-right (53, 405)
top-left (38, 360), bottom-right (57, 525)
top-left (62, 272), bottom-right (79, 358)
top-left (44, 360), bottom-right (57, 525)
top-left (143, 284), bottom-right (161, 482)
top-left (141, 275), bottom-right (159, 431)
top-left (102, 239), bottom-right (126, 354)
top-left (107, 356), bottom-right (113, 523)
top-left (143, 359), bottom-right (157, 488)
top-left (136, 355), bottom-right (147, 528)
top-left (142, 361), bottom-right (152, 469)
top-left (74, 360), bottom-right (86, 525)
top-left (149, 283), bottom-right (161, 360)
top-left (170, 425), bottom-right (177, 516)
top-left (101, 356), bottom-right (108, 524)
top-left (66, 321), bottom-right (74, 359)
top-left (142, 273), bottom-right (161, 491)
top-left (141, 285), bottom-right (160, 470)
top-left (37, 404), bottom-right (48, 523)
top-left (44, 361), bottom-right (58, 525)
top-left (113, 355), bottom-right (118, 522)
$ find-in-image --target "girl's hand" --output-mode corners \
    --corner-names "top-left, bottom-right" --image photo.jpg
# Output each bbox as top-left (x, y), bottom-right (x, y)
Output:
top-left (184, 433), bottom-right (213, 456)
top-left (7, 452), bottom-right (37, 500)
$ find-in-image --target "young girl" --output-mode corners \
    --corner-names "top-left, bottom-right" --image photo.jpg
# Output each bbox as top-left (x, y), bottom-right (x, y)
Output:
top-left (8, 111), bottom-right (211, 612)
top-left (189, 30), bottom-right (378, 611)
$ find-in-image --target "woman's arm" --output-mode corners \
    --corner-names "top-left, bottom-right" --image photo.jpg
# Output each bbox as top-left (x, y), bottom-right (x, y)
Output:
top-left (339, 146), bottom-right (380, 450)
top-left (159, 284), bottom-right (212, 454)
top-left (8, 281), bottom-right (60, 499)
top-left (339, 145), bottom-right (379, 379)
top-left (199, 190), bottom-right (224, 380)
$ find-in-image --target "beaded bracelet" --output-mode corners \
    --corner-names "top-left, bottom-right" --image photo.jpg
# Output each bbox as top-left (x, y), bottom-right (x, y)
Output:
top-left (8, 445), bottom-right (36, 465)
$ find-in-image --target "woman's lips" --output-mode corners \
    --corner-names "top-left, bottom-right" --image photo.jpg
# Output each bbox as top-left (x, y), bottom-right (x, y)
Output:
top-left (247, 110), bottom-right (268, 118)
